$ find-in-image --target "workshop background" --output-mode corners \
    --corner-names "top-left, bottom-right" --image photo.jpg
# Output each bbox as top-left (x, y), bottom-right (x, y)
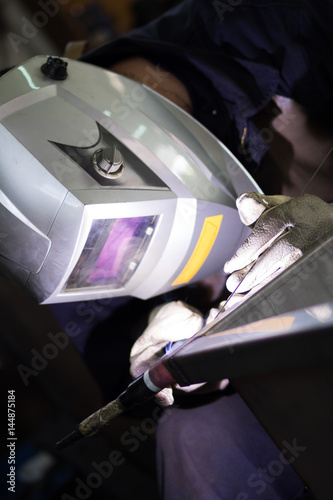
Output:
top-left (0, 1), bottom-right (181, 499)
top-left (0, 0), bottom-right (181, 69)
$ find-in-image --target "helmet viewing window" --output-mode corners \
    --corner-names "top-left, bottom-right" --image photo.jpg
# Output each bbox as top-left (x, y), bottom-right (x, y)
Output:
top-left (65, 215), bottom-right (158, 292)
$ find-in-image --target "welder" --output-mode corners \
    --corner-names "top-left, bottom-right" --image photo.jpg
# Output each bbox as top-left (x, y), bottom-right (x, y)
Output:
top-left (80, 1), bottom-right (333, 498)
top-left (1, 0), bottom-right (333, 498)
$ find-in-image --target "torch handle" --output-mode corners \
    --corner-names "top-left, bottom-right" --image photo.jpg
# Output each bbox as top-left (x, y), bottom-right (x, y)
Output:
top-left (56, 360), bottom-right (176, 450)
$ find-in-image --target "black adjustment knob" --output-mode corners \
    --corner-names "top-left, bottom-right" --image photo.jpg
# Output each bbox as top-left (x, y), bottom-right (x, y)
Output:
top-left (41, 56), bottom-right (68, 80)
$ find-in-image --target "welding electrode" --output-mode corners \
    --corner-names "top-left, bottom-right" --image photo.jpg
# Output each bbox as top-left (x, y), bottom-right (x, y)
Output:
top-left (56, 358), bottom-right (176, 450)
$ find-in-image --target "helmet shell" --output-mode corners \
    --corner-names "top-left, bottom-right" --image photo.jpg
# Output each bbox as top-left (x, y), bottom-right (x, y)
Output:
top-left (0, 56), bottom-right (261, 303)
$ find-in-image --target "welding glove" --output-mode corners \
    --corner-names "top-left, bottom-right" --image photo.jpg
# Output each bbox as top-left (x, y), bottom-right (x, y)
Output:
top-left (130, 301), bottom-right (215, 406)
top-left (223, 192), bottom-right (333, 304)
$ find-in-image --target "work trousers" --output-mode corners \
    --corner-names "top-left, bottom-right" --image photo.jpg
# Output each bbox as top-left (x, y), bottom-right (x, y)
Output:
top-left (156, 390), bottom-right (313, 500)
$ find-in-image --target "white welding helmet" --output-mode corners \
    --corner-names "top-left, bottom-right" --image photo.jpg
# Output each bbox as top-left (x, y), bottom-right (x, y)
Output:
top-left (0, 56), bottom-right (261, 304)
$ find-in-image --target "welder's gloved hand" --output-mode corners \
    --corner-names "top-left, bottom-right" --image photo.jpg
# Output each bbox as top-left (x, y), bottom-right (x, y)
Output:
top-left (130, 301), bottom-right (204, 406)
top-left (224, 192), bottom-right (333, 303)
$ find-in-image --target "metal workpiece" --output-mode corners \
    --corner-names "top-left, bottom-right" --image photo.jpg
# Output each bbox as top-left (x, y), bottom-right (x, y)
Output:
top-left (0, 55), bottom-right (260, 303)
top-left (164, 229), bottom-right (333, 385)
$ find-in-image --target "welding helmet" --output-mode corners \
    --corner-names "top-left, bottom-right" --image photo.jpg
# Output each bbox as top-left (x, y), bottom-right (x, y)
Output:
top-left (0, 56), bottom-right (260, 304)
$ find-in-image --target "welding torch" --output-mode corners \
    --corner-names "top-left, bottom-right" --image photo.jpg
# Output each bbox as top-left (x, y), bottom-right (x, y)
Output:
top-left (56, 236), bottom-right (282, 452)
top-left (56, 256), bottom-right (257, 452)
top-left (55, 307), bottom-right (226, 451)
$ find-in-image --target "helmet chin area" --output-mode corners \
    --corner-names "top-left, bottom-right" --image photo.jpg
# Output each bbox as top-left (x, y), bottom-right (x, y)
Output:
top-left (0, 56), bottom-right (261, 304)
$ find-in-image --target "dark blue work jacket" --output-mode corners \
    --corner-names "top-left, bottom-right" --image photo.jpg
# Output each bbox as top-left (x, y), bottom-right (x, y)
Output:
top-left (81, 0), bottom-right (333, 174)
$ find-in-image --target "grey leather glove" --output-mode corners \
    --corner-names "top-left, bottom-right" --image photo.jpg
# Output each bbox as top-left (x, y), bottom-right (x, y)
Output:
top-left (224, 192), bottom-right (333, 300)
top-left (130, 301), bottom-right (204, 406)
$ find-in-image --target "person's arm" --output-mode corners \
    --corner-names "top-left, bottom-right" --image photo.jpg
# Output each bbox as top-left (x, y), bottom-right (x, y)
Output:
top-left (110, 56), bottom-right (193, 114)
